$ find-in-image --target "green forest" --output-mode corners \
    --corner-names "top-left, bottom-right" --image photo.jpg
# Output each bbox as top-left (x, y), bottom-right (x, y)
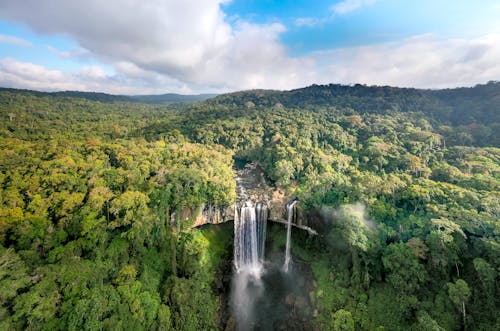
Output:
top-left (0, 82), bottom-right (499, 330)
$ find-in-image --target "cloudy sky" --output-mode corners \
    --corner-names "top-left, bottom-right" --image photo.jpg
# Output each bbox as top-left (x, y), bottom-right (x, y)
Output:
top-left (0, 0), bottom-right (500, 94)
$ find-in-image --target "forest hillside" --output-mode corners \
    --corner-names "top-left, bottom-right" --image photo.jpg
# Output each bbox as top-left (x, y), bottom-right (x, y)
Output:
top-left (0, 82), bottom-right (498, 330)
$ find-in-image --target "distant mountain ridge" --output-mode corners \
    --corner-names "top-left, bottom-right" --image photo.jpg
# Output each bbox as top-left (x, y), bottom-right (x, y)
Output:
top-left (1, 82), bottom-right (499, 127)
top-left (131, 93), bottom-right (217, 103)
top-left (0, 87), bottom-right (216, 104)
top-left (209, 81), bottom-right (500, 126)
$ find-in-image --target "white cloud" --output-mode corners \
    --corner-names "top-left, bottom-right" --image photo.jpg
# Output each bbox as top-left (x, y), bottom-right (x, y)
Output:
top-left (47, 45), bottom-right (91, 60)
top-left (294, 17), bottom-right (325, 28)
top-left (296, 0), bottom-right (378, 27)
top-left (0, 58), bottom-right (81, 90)
top-left (0, 0), bottom-right (314, 91)
top-left (0, 1), bottom-right (499, 93)
top-left (310, 34), bottom-right (500, 88)
top-left (188, 21), bottom-right (315, 90)
top-left (3, 32), bottom-right (500, 94)
top-left (0, 58), bottom-right (191, 94)
top-left (0, 1), bottom-right (231, 82)
top-left (0, 34), bottom-right (32, 46)
top-left (330, 0), bottom-right (377, 15)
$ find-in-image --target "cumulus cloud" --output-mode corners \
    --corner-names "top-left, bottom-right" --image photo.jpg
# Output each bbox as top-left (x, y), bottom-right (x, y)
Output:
top-left (190, 21), bottom-right (315, 89)
top-left (0, 1), bottom-right (230, 71)
top-left (330, 0), bottom-right (378, 15)
top-left (0, 34), bottom-right (32, 47)
top-left (310, 33), bottom-right (500, 88)
top-left (0, 1), bottom-right (499, 93)
top-left (0, 58), bottom-right (190, 94)
top-left (2, 33), bottom-right (499, 93)
top-left (0, 58), bottom-right (82, 91)
top-left (0, 0), bottom-right (318, 91)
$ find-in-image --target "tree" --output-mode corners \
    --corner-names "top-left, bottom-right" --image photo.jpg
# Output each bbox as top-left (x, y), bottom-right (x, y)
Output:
top-left (109, 191), bottom-right (149, 229)
top-left (414, 311), bottom-right (445, 331)
top-left (473, 258), bottom-right (496, 287)
top-left (154, 304), bottom-right (174, 331)
top-left (0, 247), bottom-right (31, 327)
top-left (274, 159), bottom-right (295, 186)
top-left (12, 265), bottom-right (61, 329)
top-left (447, 279), bottom-right (470, 327)
top-left (331, 204), bottom-right (372, 288)
top-left (427, 218), bottom-right (466, 276)
top-left (331, 309), bottom-right (355, 331)
top-left (382, 243), bottom-right (427, 294)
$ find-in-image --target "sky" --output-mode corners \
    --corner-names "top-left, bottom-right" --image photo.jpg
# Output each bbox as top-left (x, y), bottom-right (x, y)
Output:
top-left (0, 0), bottom-right (500, 94)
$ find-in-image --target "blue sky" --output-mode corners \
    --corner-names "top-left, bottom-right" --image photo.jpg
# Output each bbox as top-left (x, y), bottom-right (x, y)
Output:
top-left (0, 0), bottom-right (500, 94)
top-left (224, 0), bottom-right (500, 53)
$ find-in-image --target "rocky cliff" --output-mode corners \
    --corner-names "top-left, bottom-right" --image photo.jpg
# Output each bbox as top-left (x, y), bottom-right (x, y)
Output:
top-left (190, 162), bottom-right (305, 228)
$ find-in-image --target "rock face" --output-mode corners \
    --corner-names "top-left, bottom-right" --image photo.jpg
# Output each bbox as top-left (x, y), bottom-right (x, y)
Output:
top-left (191, 203), bottom-right (232, 227)
top-left (192, 161), bottom-right (308, 228)
top-left (235, 161), bottom-right (273, 202)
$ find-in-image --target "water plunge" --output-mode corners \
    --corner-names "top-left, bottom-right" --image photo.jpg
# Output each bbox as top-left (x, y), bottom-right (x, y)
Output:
top-left (283, 200), bottom-right (297, 272)
top-left (231, 201), bottom-right (268, 330)
top-left (234, 201), bottom-right (268, 274)
top-left (230, 162), bottom-right (311, 330)
top-left (229, 219), bottom-right (314, 331)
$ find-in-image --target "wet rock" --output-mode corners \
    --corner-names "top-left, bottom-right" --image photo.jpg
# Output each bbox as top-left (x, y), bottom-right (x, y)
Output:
top-left (285, 293), bottom-right (296, 306)
top-left (294, 296), bottom-right (308, 310)
top-left (297, 276), bottom-right (305, 288)
top-left (309, 290), bottom-right (317, 305)
top-left (215, 278), bottom-right (223, 290)
top-left (225, 316), bottom-right (236, 331)
top-left (276, 322), bottom-right (288, 331)
top-left (192, 161), bottom-right (308, 229)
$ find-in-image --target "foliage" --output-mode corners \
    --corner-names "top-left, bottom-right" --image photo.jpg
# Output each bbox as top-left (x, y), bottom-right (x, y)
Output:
top-left (0, 84), bottom-right (499, 330)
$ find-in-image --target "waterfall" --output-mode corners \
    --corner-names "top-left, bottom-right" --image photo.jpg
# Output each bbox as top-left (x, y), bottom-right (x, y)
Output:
top-left (234, 201), bottom-right (268, 274)
top-left (283, 200), bottom-right (297, 272)
top-left (232, 200), bottom-right (268, 330)
top-left (256, 202), bottom-right (268, 263)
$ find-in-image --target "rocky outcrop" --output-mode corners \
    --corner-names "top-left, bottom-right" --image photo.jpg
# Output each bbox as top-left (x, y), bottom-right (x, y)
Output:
top-left (191, 161), bottom-right (310, 229)
top-left (191, 203), bottom-right (232, 227)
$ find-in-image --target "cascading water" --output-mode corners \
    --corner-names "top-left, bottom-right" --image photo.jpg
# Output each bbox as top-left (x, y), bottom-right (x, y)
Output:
top-left (256, 202), bottom-right (268, 263)
top-left (283, 200), bottom-right (297, 272)
top-left (234, 201), bottom-right (268, 274)
top-left (230, 162), bottom-right (313, 330)
top-left (232, 199), bottom-right (268, 330)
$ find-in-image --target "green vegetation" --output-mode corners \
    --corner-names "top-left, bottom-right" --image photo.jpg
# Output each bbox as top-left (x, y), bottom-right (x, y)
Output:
top-left (0, 90), bottom-right (235, 330)
top-left (0, 83), bottom-right (499, 330)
